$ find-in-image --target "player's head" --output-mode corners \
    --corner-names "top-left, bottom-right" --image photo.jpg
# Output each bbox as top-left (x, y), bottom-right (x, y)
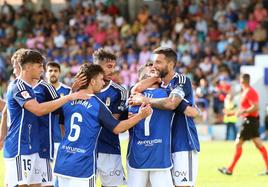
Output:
top-left (19, 49), bottom-right (45, 80)
top-left (11, 48), bottom-right (28, 77)
top-left (240, 73), bottom-right (250, 86)
top-left (46, 61), bottom-right (61, 84)
top-left (138, 60), bottom-right (159, 81)
top-left (152, 47), bottom-right (177, 78)
top-left (77, 64), bottom-right (105, 93)
top-left (93, 48), bottom-right (116, 81)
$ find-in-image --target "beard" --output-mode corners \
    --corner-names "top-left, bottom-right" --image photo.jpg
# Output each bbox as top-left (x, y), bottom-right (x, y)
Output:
top-left (49, 76), bottom-right (58, 84)
top-left (159, 68), bottom-right (168, 78)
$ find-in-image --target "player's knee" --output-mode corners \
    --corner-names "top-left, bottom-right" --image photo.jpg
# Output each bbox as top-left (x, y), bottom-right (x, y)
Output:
top-left (235, 140), bottom-right (244, 148)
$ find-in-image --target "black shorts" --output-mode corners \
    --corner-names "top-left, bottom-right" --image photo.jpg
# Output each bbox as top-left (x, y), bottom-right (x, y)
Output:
top-left (239, 117), bottom-right (260, 140)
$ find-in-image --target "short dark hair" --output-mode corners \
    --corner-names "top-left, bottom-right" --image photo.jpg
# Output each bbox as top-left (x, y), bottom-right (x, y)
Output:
top-left (241, 73), bottom-right (250, 84)
top-left (19, 49), bottom-right (45, 67)
top-left (93, 48), bottom-right (116, 64)
top-left (153, 47), bottom-right (177, 67)
top-left (46, 61), bottom-right (61, 72)
top-left (77, 64), bottom-right (104, 90)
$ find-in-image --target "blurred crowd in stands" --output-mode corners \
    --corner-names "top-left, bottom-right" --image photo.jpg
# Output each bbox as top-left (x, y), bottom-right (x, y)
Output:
top-left (0, 0), bottom-right (268, 124)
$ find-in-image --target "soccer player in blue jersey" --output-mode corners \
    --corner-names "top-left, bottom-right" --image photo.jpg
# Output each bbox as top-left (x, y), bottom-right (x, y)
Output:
top-left (127, 64), bottom-right (175, 187)
top-left (46, 62), bottom-right (71, 98)
top-left (33, 78), bottom-right (61, 187)
top-left (130, 47), bottom-right (200, 187)
top-left (0, 48), bottom-right (26, 151)
top-left (46, 61), bottom-right (71, 187)
top-left (4, 49), bottom-right (89, 187)
top-left (93, 48), bottom-right (128, 187)
top-left (54, 64), bottom-right (152, 187)
top-left (46, 62), bottom-right (71, 152)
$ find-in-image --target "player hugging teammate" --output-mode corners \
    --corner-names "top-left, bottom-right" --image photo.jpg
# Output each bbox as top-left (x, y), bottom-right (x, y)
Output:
top-left (1, 47), bottom-right (200, 187)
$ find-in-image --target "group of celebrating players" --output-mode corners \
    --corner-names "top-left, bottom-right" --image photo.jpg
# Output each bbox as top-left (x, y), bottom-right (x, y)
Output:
top-left (0, 46), bottom-right (200, 187)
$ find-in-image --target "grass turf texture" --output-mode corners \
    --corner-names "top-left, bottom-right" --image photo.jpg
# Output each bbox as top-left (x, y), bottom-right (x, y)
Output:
top-left (1, 141), bottom-right (268, 187)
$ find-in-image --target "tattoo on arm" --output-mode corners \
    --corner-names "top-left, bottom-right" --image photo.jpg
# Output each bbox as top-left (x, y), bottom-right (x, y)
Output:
top-left (149, 96), bottom-right (182, 110)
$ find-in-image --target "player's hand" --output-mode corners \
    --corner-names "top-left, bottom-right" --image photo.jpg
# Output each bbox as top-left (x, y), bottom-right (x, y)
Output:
top-left (68, 90), bottom-right (91, 101)
top-left (237, 109), bottom-right (246, 116)
top-left (139, 103), bottom-right (152, 118)
top-left (72, 73), bottom-right (87, 92)
top-left (128, 112), bottom-right (135, 118)
top-left (128, 93), bottom-right (149, 106)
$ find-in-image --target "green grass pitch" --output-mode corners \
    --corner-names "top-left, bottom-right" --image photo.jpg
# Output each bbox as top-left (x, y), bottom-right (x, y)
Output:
top-left (1, 141), bottom-right (268, 187)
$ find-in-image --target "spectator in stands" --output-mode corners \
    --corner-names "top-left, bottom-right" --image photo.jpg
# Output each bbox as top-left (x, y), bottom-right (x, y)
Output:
top-left (0, 0), bottom-right (266, 125)
top-left (196, 78), bottom-right (210, 123)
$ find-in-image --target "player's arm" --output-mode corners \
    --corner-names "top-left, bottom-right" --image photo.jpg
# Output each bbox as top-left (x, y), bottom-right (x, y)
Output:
top-left (100, 103), bottom-right (152, 134)
top-left (0, 106), bottom-right (7, 150)
top-left (129, 86), bottom-right (185, 110)
top-left (24, 90), bottom-right (90, 116)
top-left (0, 98), bottom-right (5, 112)
top-left (239, 102), bottom-right (259, 115)
top-left (113, 104), bottom-right (151, 134)
top-left (177, 101), bottom-right (200, 118)
top-left (238, 91), bottom-right (259, 115)
top-left (131, 77), bottom-right (161, 94)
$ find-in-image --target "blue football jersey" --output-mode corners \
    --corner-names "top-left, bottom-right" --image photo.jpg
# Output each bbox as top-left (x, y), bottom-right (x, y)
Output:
top-left (56, 83), bottom-right (71, 97)
top-left (96, 81), bottom-right (127, 154)
top-left (4, 79), bottom-right (40, 158)
top-left (128, 88), bottom-right (174, 170)
top-left (54, 82), bottom-right (71, 143)
top-left (54, 95), bottom-right (120, 179)
top-left (34, 80), bottom-right (59, 160)
top-left (161, 73), bottom-right (200, 152)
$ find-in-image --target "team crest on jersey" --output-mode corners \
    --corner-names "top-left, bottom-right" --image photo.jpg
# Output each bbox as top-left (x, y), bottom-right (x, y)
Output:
top-left (21, 91), bottom-right (31, 99)
top-left (106, 97), bottom-right (111, 106)
top-left (60, 93), bottom-right (65, 97)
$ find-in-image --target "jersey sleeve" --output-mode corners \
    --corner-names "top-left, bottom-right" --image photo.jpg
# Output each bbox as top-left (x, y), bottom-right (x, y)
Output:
top-left (247, 89), bottom-right (259, 104)
top-left (182, 77), bottom-right (192, 97)
top-left (43, 81), bottom-right (62, 114)
top-left (170, 86), bottom-right (185, 99)
top-left (13, 86), bottom-right (35, 107)
top-left (119, 107), bottom-right (129, 120)
top-left (175, 99), bottom-right (192, 113)
top-left (112, 88), bottom-right (128, 114)
top-left (43, 82), bottom-right (60, 101)
top-left (98, 101), bottom-right (120, 132)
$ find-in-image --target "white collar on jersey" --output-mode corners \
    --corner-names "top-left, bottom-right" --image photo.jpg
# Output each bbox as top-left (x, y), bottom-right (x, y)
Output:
top-left (55, 82), bottom-right (63, 91)
top-left (161, 72), bottom-right (178, 88)
top-left (18, 78), bottom-right (33, 88)
top-left (32, 79), bottom-right (44, 89)
top-left (99, 80), bottom-right (112, 93)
